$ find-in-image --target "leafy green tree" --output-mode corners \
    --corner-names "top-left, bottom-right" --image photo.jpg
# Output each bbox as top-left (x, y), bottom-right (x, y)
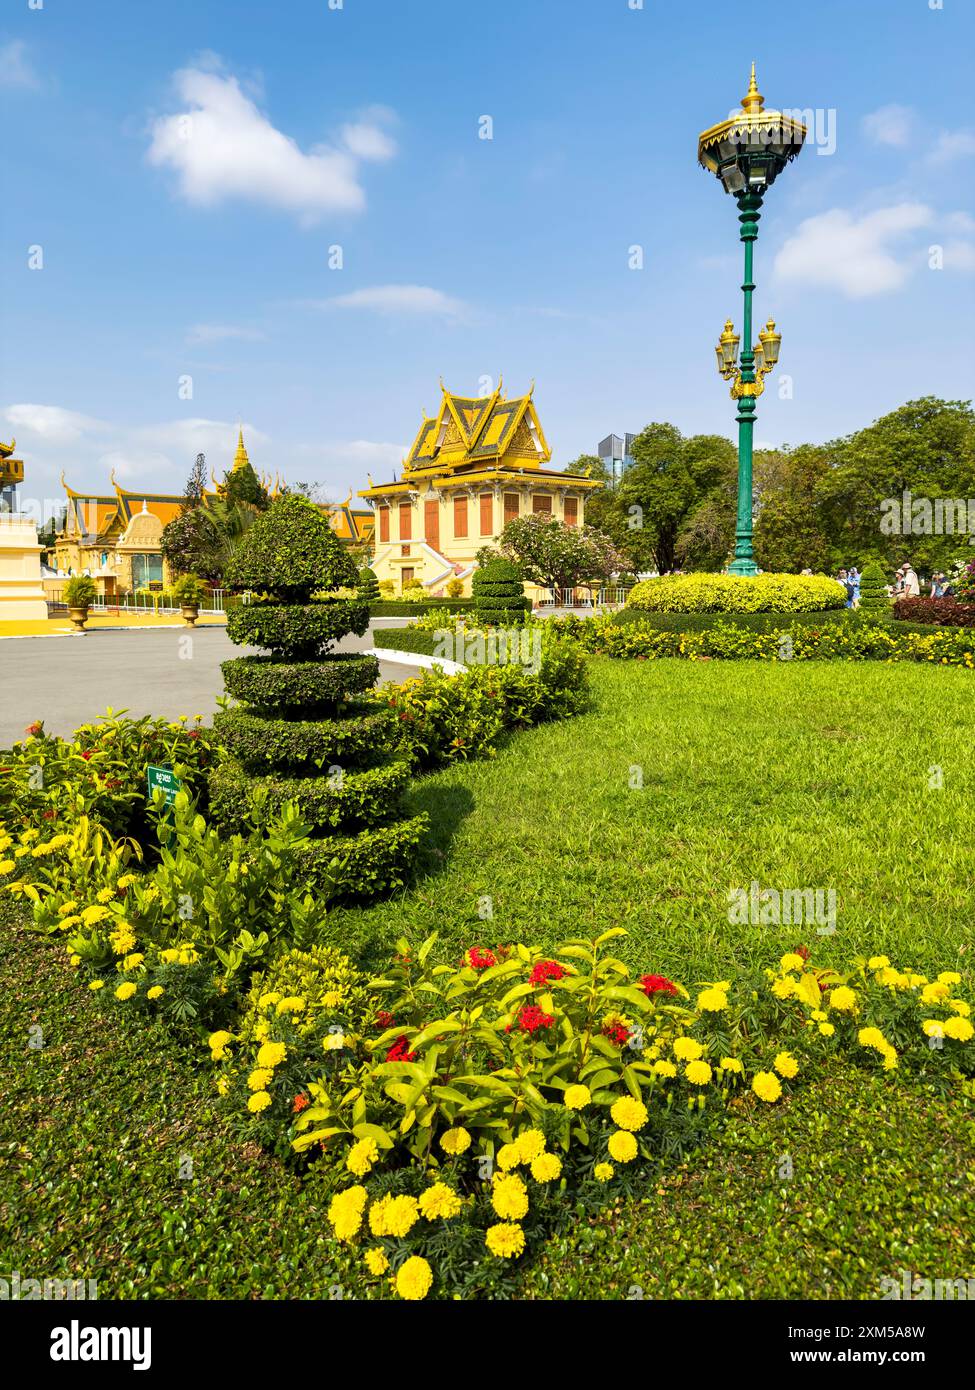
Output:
top-left (224, 457), bottom-right (269, 511)
top-left (753, 445), bottom-right (834, 573)
top-left (482, 515), bottom-right (624, 594)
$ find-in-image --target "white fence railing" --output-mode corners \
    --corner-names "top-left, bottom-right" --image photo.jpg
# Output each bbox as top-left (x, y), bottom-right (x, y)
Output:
top-left (536, 586), bottom-right (632, 610)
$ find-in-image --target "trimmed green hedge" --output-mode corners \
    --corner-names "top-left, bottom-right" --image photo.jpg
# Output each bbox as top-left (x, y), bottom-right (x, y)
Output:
top-left (227, 599), bottom-right (369, 657)
top-left (607, 607), bottom-right (851, 634)
top-left (213, 705), bottom-right (399, 772)
top-left (221, 653), bottom-right (379, 707)
top-left (371, 599), bottom-right (470, 616)
top-left (225, 495), bottom-right (359, 601)
top-left (627, 572), bottom-right (847, 614)
top-left (299, 814), bottom-right (430, 899)
top-left (471, 558), bottom-right (530, 626)
top-left (372, 628), bottom-right (443, 658)
top-left (208, 757), bottom-right (411, 833)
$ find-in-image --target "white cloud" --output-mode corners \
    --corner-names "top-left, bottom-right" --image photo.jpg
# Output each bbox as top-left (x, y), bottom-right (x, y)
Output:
top-left (322, 284), bottom-right (467, 316)
top-left (185, 323), bottom-right (265, 345)
top-left (928, 129), bottom-right (975, 165)
top-left (147, 66), bottom-right (397, 220)
top-left (0, 40), bottom-right (40, 90)
top-left (943, 240), bottom-right (975, 273)
top-left (861, 104), bottom-right (915, 148)
top-left (773, 203), bottom-right (933, 298)
top-left (3, 404), bottom-right (107, 444)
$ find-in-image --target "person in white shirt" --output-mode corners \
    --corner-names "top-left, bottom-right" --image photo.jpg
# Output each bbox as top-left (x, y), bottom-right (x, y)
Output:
top-left (900, 561), bottom-right (920, 598)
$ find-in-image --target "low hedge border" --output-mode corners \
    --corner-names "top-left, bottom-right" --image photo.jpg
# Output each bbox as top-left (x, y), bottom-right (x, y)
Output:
top-left (894, 596), bottom-right (975, 627)
top-left (371, 599), bottom-right (471, 616)
top-left (221, 653), bottom-right (379, 708)
top-left (298, 813), bottom-right (430, 898)
top-left (208, 757), bottom-right (411, 833)
top-left (227, 600), bottom-right (369, 657)
top-left (372, 628), bottom-right (443, 658)
top-left (213, 705), bottom-right (398, 772)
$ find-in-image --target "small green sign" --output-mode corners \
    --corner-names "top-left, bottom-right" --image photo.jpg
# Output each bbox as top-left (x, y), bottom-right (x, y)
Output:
top-left (147, 764), bottom-right (182, 805)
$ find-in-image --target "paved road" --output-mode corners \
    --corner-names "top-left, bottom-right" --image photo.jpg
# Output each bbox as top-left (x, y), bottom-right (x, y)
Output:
top-left (0, 622), bottom-right (423, 746)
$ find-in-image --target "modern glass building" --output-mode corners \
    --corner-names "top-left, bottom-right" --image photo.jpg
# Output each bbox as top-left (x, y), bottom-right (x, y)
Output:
top-left (598, 433), bottom-right (635, 486)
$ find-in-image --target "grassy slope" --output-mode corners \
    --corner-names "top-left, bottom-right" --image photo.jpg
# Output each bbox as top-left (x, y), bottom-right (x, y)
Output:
top-left (331, 659), bottom-right (975, 980)
top-left (3, 658), bottom-right (974, 1298)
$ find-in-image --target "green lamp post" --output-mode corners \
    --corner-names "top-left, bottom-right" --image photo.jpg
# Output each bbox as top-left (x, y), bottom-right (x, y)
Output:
top-left (698, 64), bottom-right (806, 575)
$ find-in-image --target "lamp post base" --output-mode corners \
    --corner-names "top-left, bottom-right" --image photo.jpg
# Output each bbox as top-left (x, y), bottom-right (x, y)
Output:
top-left (727, 556), bottom-right (760, 577)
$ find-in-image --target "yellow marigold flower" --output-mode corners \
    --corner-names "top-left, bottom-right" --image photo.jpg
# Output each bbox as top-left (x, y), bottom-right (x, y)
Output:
top-left (0, 860), bottom-right (16, 875)
top-left (515, 1129), bottom-right (546, 1163)
top-left (948, 999), bottom-right (970, 1016)
top-left (868, 955), bottom-right (890, 970)
top-left (697, 987), bottom-right (729, 1013)
top-left (496, 1143), bottom-right (521, 1171)
top-left (382, 1194), bottom-right (419, 1238)
top-left (346, 1137), bottom-right (380, 1177)
top-left (256, 1041), bottom-right (286, 1070)
top-left (328, 1186), bottom-right (367, 1242)
top-left (685, 1059), bottom-right (712, 1086)
top-left (69, 954), bottom-right (81, 968)
top-left (879, 1046), bottom-right (898, 1071)
top-left (530, 1152), bottom-right (562, 1183)
top-left (818, 1022), bottom-right (835, 1037)
top-left (938, 972), bottom-right (961, 986)
top-left (652, 1059), bottom-right (677, 1078)
top-left (177, 946), bottom-right (199, 965)
top-left (921, 982), bottom-right (950, 1005)
top-left (160, 948), bottom-right (179, 964)
top-left (80, 905), bottom-right (111, 926)
top-left (418, 1182), bottom-right (462, 1220)
top-left (771, 977), bottom-right (797, 1000)
top-left (922, 1019), bottom-right (944, 1039)
top-left (247, 1090), bottom-right (272, 1114)
top-left (752, 1071), bottom-right (782, 1103)
top-left (672, 1036), bottom-right (703, 1061)
top-left (323, 1033), bottom-right (346, 1051)
top-left (114, 982), bottom-right (137, 1001)
top-left (275, 996), bottom-right (306, 1014)
top-left (944, 1016), bottom-right (974, 1042)
top-left (563, 1084), bottom-right (591, 1111)
top-left (88, 980), bottom-right (104, 991)
top-left (440, 1127), bottom-right (471, 1156)
top-left (208, 1030), bottom-right (232, 1051)
top-left (322, 990), bottom-right (343, 1008)
top-left (258, 992), bottom-right (281, 1012)
top-left (594, 1163), bottom-right (614, 1182)
top-left (116, 874), bottom-right (137, 890)
top-left (485, 1222), bottom-right (525, 1259)
top-left (828, 985), bottom-right (857, 1013)
top-left (96, 887), bottom-right (115, 904)
top-left (122, 953), bottom-right (144, 970)
top-left (773, 1051), bottom-right (798, 1079)
top-left (610, 1095), bottom-right (648, 1131)
top-left (491, 1173), bottom-right (529, 1221)
top-left (810, 1009), bottom-right (826, 1022)
top-left (608, 1130), bottom-right (637, 1163)
top-left (58, 900), bottom-right (79, 916)
top-left (147, 985), bottom-right (163, 1001)
top-left (364, 1247), bottom-right (389, 1276)
top-left (780, 953), bottom-right (806, 973)
top-left (719, 1057), bottom-right (743, 1074)
top-left (858, 1026), bottom-right (887, 1050)
top-left (109, 927), bottom-right (136, 956)
top-left (21, 829), bottom-right (40, 843)
top-left (247, 1068), bottom-right (273, 1091)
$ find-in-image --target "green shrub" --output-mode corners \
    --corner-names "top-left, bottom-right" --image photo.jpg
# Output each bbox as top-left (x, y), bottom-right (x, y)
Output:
top-left (371, 598), bottom-right (471, 617)
top-left (221, 653), bottom-right (379, 708)
top-left (858, 562), bottom-right (892, 617)
top-left (208, 757), bottom-right (411, 833)
top-left (298, 815), bottom-right (430, 899)
top-left (627, 572), bottom-right (846, 614)
top-left (63, 575), bottom-right (98, 608)
top-left (446, 577), bottom-right (465, 598)
top-left (171, 573), bottom-right (206, 605)
top-left (225, 495), bottom-right (359, 602)
top-left (471, 559), bottom-right (530, 626)
top-left (226, 600), bottom-right (369, 658)
top-left (213, 706), bottom-right (399, 773)
top-left (357, 567), bottom-right (380, 603)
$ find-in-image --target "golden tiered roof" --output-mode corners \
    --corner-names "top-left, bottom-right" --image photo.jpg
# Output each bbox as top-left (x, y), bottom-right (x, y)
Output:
top-left (0, 437), bottom-right (24, 487)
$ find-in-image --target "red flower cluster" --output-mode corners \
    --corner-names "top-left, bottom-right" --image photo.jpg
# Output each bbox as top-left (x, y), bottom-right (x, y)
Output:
top-left (601, 1019), bottom-right (630, 1047)
top-left (386, 1035), bottom-right (418, 1063)
top-left (375, 1010), bottom-right (395, 1029)
top-left (640, 973), bottom-right (678, 998)
top-left (465, 947), bottom-right (497, 971)
top-left (292, 1094), bottom-right (309, 1114)
top-left (79, 751), bottom-right (92, 762)
top-left (793, 944), bottom-right (811, 961)
top-left (528, 959), bottom-right (565, 986)
top-left (187, 728), bottom-right (201, 740)
top-left (24, 721), bottom-right (42, 738)
top-left (516, 1005), bottom-right (554, 1035)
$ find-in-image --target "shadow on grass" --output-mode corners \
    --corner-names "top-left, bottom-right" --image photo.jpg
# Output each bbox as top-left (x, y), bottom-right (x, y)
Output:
top-left (404, 778), bottom-right (476, 875)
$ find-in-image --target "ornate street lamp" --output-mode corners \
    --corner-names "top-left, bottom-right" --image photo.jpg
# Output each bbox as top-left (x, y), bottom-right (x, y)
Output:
top-left (699, 64), bottom-right (805, 575)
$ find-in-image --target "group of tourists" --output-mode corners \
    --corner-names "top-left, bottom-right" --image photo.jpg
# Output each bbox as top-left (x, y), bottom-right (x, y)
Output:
top-left (828, 561), bottom-right (955, 608)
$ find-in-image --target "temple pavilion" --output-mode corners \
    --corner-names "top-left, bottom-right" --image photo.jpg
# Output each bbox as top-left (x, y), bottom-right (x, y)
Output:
top-left (358, 380), bottom-right (600, 596)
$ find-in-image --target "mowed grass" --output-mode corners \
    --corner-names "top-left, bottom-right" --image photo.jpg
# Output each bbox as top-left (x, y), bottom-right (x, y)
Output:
top-left (331, 659), bottom-right (975, 980)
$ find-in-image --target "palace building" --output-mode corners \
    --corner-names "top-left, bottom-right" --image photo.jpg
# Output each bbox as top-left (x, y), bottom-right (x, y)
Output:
top-left (51, 430), bottom-right (373, 592)
top-left (358, 380), bottom-right (600, 595)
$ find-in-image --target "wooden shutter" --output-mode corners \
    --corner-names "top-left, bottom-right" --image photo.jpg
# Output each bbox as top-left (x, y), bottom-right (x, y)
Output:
top-left (398, 501), bottom-right (412, 541)
top-left (424, 499), bottom-right (440, 551)
top-left (453, 495), bottom-right (468, 539)
top-left (532, 493), bottom-right (552, 514)
top-left (503, 492), bottom-right (520, 526)
top-left (563, 497), bottom-right (578, 527)
top-left (379, 506), bottom-right (389, 542)
top-left (479, 493), bottom-right (493, 535)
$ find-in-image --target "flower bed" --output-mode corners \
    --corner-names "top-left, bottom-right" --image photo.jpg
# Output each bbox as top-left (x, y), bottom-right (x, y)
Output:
top-left (627, 572), bottom-right (846, 614)
top-left (893, 596), bottom-right (975, 627)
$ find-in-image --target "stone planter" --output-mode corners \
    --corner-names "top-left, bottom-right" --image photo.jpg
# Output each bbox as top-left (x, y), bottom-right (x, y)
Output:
top-left (68, 605), bottom-right (89, 634)
top-left (180, 602), bottom-right (199, 627)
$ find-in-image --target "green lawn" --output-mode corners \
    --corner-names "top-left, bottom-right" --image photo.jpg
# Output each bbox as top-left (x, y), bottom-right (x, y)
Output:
top-left (331, 659), bottom-right (975, 981)
top-left (2, 657), bottom-right (973, 1299)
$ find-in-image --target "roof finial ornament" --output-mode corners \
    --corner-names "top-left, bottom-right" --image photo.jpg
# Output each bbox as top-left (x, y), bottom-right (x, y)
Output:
top-left (742, 61), bottom-right (764, 114)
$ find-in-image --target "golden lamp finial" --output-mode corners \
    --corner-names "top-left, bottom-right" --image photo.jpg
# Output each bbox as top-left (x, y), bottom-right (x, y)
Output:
top-left (741, 62), bottom-right (764, 114)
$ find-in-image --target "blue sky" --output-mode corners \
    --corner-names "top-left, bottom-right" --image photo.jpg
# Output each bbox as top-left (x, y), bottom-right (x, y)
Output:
top-left (2, 0), bottom-right (974, 513)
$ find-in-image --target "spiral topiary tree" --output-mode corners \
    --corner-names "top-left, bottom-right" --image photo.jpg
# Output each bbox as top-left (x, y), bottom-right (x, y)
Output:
top-left (471, 558), bottom-right (530, 626)
top-left (857, 561), bottom-right (891, 618)
top-left (357, 566), bottom-right (380, 603)
top-left (210, 495), bottom-right (426, 897)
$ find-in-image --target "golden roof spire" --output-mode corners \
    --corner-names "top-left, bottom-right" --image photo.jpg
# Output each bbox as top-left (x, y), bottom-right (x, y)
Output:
top-left (232, 426), bottom-right (251, 473)
top-left (742, 61), bottom-right (764, 114)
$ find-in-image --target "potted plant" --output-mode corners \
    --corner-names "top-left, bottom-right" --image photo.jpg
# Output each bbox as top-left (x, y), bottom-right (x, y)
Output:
top-left (171, 573), bottom-right (205, 626)
top-left (63, 575), bottom-right (98, 634)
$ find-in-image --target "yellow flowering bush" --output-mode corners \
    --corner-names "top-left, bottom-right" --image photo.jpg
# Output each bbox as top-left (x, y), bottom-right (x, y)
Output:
top-left (627, 572), bottom-right (846, 614)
